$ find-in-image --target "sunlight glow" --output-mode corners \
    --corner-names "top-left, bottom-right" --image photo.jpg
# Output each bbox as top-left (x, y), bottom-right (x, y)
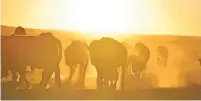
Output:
top-left (2, 0), bottom-right (201, 36)
top-left (49, 0), bottom-right (171, 36)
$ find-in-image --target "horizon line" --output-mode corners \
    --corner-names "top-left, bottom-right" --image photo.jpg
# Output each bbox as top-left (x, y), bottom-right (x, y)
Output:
top-left (1, 24), bottom-right (201, 37)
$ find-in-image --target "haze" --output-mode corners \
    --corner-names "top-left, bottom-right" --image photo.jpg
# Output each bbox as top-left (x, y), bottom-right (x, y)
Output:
top-left (2, 0), bottom-right (201, 36)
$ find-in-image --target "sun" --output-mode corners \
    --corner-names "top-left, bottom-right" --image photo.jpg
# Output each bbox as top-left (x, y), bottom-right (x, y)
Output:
top-left (49, 0), bottom-right (169, 37)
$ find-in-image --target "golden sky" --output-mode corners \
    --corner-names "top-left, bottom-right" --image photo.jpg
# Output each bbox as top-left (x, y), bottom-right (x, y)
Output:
top-left (2, 0), bottom-right (201, 36)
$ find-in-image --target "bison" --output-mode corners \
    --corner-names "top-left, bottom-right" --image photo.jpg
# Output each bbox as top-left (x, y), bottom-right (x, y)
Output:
top-left (64, 40), bottom-right (89, 88)
top-left (88, 37), bottom-right (128, 90)
top-left (1, 32), bottom-right (62, 89)
top-left (156, 45), bottom-right (169, 67)
top-left (11, 26), bottom-right (26, 36)
top-left (132, 42), bottom-right (150, 80)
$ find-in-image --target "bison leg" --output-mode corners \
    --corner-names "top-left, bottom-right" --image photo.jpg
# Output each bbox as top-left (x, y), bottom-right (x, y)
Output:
top-left (11, 70), bottom-right (18, 82)
top-left (110, 80), bottom-right (117, 91)
top-left (103, 78), bottom-right (110, 90)
top-left (77, 62), bottom-right (88, 89)
top-left (40, 69), bottom-right (53, 88)
top-left (139, 64), bottom-right (146, 80)
top-left (66, 65), bottom-right (75, 86)
top-left (19, 70), bottom-right (30, 89)
top-left (54, 67), bottom-right (61, 88)
top-left (121, 64), bottom-right (126, 90)
top-left (82, 61), bottom-right (88, 88)
top-left (1, 66), bottom-right (10, 79)
top-left (136, 70), bottom-right (140, 79)
top-left (140, 70), bottom-right (145, 80)
top-left (96, 74), bottom-right (103, 90)
top-left (113, 79), bottom-right (117, 90)
top-left (128, 63), bottom-right (132, 75)
top-left (111, 75), bottom-right (118, 90)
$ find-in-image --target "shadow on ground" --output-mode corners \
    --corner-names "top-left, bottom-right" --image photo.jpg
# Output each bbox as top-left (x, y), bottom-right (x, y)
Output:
top-left (1, 82), bottom-right (201, 100)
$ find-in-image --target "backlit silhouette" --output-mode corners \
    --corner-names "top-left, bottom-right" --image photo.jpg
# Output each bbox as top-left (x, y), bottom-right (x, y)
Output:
top-left (1, 0), bottom-right (201, 99)
top-left (64, 40), bottom-right (89, 88)
top-left (133, 42), bottom-right (150, 80)
top-left (11, 26), bottom-right (26, 36)
top-left (1, 32), bottom-right (62, 89)
top-left (88, 37), bottom-right (127, 90)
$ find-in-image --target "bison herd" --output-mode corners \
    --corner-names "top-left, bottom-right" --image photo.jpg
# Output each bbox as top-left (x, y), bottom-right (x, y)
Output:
top-left (1, 27), bottom-right (172, 91)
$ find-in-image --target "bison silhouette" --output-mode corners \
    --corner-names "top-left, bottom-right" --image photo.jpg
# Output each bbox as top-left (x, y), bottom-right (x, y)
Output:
top-left (64, 40), bottom-right (89, 89)
top-left (88, 37), bottom-right (128, 90)
top-left (132, 42), bottom-right (150, 80)
top-left (11, 26), bottom-right (26, 36)
top-left (1, 32), bottom-right (62, 89)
